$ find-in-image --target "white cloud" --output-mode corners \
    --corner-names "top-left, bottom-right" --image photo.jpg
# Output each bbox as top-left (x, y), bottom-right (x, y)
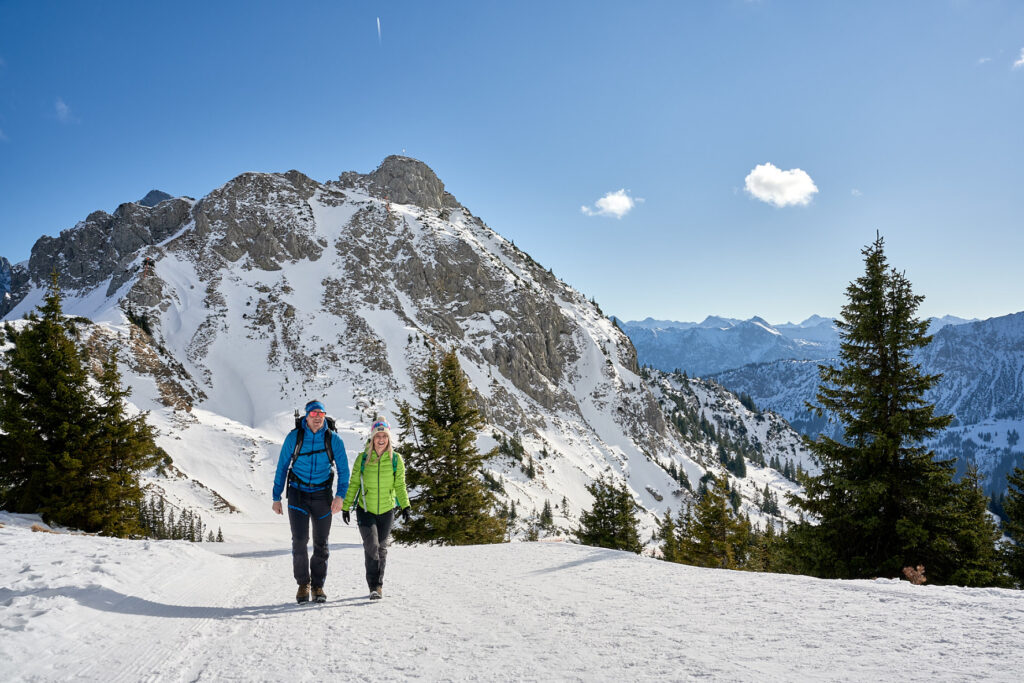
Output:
top-left (55, 97), bottom-right (72, 123)
top-left (1014, 48), bottom-right (1024, 69)
top-left (580, 189), bottom-right (643, 219)
top-left (851, 188), bottom-right (863, 197)
top-left (977, 57), bottom-right (992, 65)
top-left (744, 162), bottom-right (818, 207)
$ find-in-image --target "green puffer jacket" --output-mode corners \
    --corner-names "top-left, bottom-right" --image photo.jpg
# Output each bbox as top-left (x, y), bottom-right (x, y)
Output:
top-left (341, 445), bottom-right (411, 515)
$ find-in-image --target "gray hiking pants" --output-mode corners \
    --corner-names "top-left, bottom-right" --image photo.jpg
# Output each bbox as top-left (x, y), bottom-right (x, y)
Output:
top-left (356, 507), bottom-right (395, 590)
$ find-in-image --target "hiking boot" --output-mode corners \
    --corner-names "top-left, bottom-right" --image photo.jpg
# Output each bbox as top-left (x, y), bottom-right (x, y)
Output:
top-left (312, 586), bottom-right (327, 603)
top-left (375, 585), bottom-right (383, 598)
top-left (296, 583), bottom-right (310, 604)
top-left (369, 588), bottom-right (382, 600)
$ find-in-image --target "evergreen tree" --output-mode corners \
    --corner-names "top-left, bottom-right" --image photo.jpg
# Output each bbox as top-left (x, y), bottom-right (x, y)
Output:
top-left (946, 467), bottom-right (1004, 587)
top-left (0, 273), bottom-right (98, 524)
top-left (392, 350), bottom-right (506, 545)
top-left (791, 235), bottom-right (993, 584)
top-left (76, 350), bottom-right (163, 537)
top-left (575, 474), bottom-right (642, 553)
top-left (678, 473), bottom-right (750, 569)
top-left (0, 275), bottom-right (163, 536)
top-left (539, 499), bottom-right (554, 530)
top-left (1002, 466), bottom-right (1024, 586)
top-left (658, 509), bottom-right (681, 563)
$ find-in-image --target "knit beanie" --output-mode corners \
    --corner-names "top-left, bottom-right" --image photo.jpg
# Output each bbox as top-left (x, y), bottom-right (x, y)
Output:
top-left (370, 418), bottom-right (392, 443)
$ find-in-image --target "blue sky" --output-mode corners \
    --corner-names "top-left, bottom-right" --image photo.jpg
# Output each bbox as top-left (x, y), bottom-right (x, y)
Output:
top-left (1, 1), bottom-right (1022, 323)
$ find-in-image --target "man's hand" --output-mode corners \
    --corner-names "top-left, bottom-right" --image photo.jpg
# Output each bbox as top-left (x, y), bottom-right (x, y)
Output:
top-left (331, 496), bottom-right (343, 515)
top-left (342, 510), bottom-right (351, 525)
top-left (400, 507), bottom-right (411, 523)
top-left (272, 501), bottom-right (283, 515)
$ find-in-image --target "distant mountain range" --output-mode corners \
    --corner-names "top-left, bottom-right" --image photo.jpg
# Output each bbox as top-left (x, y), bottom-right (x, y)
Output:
top-left (620, 314), bottom-right (975, 378)
top-left (621, 313), bottom-right (1023, 495)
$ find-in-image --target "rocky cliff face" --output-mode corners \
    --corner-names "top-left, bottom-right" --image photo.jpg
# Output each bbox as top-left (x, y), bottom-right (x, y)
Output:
top-left (0, 257), bottom-right (30, 319)
top-left (25, 198), bottom-right (194, 296)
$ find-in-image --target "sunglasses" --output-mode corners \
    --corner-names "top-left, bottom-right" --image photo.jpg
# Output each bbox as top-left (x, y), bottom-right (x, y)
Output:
top-left (308, 409), bottom-right (326, 417)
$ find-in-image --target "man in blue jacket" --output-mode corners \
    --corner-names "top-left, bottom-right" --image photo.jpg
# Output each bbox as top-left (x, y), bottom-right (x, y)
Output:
top-left (272, 400), bottom-right (349, 603)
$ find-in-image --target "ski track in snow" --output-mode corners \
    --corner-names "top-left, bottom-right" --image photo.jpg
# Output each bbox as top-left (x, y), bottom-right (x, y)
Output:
top-left (2, 516), bottom-right (1021, 682)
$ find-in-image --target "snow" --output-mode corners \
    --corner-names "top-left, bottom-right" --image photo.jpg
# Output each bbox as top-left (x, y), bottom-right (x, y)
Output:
top-left (2, 513), bottom-right (1021, 681)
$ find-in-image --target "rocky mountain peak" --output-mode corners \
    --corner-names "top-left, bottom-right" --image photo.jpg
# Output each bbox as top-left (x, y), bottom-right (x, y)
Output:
top-left (138, 190), bottom-right (173, 207)
top-left (364, 155), bottom-right (461, 211)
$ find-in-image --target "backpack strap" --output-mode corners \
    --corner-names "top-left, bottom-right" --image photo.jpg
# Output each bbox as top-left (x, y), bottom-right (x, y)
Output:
top-left (286, 422), bottom-right (337, 490)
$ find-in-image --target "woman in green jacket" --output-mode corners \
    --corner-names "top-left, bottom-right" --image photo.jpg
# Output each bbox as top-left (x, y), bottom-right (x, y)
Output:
top-left (341, 418), bottom-right (411, 600)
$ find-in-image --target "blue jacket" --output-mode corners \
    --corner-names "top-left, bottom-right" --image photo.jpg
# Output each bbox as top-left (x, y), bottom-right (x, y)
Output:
top-left (272, 422), bottom-right (350, 501)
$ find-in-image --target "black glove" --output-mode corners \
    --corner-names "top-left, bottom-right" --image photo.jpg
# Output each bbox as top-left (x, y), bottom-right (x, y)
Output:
top-left (400, 507), bottom-right (411, 523)
top-left (342, 510), bottom-right (350, 525)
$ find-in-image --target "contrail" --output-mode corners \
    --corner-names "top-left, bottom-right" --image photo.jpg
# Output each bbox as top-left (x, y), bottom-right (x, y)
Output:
top-left (377, 17), bottom-right (382, 44)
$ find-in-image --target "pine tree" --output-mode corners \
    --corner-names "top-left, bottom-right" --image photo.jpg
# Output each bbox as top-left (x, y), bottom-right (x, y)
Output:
top-left (946, 466), bottom-right (1004, 587)
top-left (658, 509), bottom-right (681, 563)
top-left (1, 274), bottom-right (97, 523)
top-left (77, 350), bottom-right (163, 537)
top-left (0, 274), bottom-right (163, 536)
top-left (392, 350), bottom-right (506, 545)
top-left (678, 473), bottom-right (750, 569)
top-left (1002, 466), bottom-right (1024, 586)
top-left (575, 474), bottom-right (642, 553)
top-left (539, 499), bottom-right (554, 530)
top-left (791, 234), bottom-right (993, 584)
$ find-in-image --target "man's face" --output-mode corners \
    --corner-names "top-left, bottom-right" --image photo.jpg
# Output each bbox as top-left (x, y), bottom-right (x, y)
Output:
top-left (306, 409), bottom-right (326, 431)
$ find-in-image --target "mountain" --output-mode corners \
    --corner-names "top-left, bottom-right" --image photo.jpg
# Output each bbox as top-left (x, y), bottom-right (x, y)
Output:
top-left (622, 314), bottom-right (978, 378)
top-left (2, 511), bottom-right (1019, 681)
top-left (0, 257), bottom-right (10, 299)
top-left (137, 189), bottom-right (174, 207)
top-left (620, 316), bottom-right (841, 377)
top-left (0, 256), bottom-right (29, 318)
top-left (712, 312), bottom-right (1024, 493)
top-left (0, 156), bottom-right (809, 541)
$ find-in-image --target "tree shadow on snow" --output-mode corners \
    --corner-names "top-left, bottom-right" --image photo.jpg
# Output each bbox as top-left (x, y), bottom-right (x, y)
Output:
top-left (529, 546), bottom-right (631, 575)
top-left (0, 586), bottom-right (370, 620)
top-left (218, 542), bottom-right (362, 560)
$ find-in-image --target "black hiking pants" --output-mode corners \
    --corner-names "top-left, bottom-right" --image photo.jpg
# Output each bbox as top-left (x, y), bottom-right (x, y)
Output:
top-left (287, 487), bottom-right (333, 588)
top-left (356, 507), bottom-right (395, 591)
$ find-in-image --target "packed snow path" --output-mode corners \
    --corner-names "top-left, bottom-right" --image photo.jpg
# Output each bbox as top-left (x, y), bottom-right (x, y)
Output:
top-left (2, 517), bottom-right (1022, 681)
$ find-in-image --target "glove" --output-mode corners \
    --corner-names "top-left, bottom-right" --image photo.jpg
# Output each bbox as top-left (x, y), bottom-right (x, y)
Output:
top-left (400, 507), bottom-right (411, 523)
top-left (342, 510), bottom-right (350, 525)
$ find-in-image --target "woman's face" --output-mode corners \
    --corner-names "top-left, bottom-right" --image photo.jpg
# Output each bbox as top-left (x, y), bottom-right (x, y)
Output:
top-left (373, 431), bottom-right (390, 453)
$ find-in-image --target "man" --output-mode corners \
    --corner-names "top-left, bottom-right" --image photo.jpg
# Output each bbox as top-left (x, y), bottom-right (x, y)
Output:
top-left (272, 400), bottom-right (349, 603)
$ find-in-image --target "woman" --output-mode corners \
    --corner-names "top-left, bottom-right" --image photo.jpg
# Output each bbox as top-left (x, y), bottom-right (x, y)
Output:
top-left (341, 418), bottom-right (411, 600)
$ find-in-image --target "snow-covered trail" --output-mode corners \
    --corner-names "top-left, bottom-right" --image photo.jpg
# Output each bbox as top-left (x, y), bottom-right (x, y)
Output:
top-left (2, 516), bottom-right (1022, 682)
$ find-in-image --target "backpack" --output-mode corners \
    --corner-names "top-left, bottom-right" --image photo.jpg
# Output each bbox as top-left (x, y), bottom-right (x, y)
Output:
top-left (286, 408), bottom-right (337, 489)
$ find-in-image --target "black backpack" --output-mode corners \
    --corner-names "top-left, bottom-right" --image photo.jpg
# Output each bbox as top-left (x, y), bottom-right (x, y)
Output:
top-left (286, 408), bottom-right (338, 489)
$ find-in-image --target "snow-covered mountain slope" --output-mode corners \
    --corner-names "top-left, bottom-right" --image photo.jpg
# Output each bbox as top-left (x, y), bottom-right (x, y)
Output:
top-left (1, 156), bottom-right (808, 542)
top-left (713, 312), bottom-right (1024, 493)
top-left (2, 514), bottom-right (1021, 682)
top-left (645, 370), bottom-right (812, 525)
